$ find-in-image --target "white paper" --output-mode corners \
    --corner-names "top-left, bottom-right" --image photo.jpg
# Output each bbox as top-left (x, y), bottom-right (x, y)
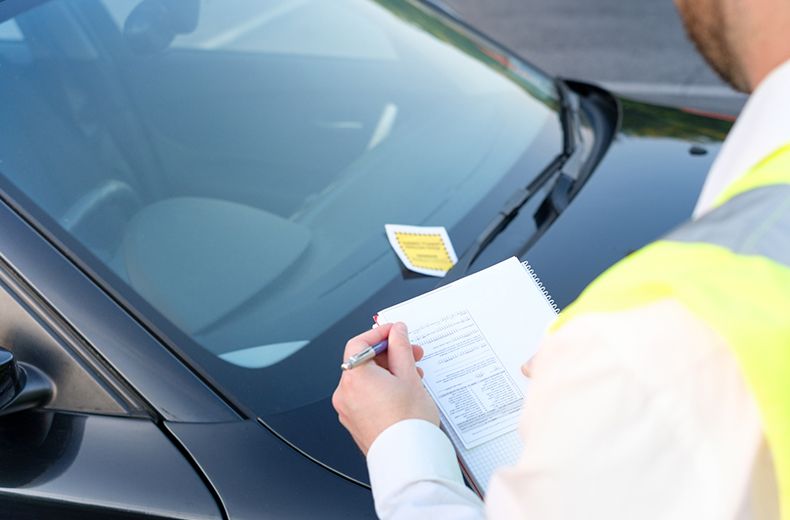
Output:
top-left (377, 257), bottom-right (558, 490)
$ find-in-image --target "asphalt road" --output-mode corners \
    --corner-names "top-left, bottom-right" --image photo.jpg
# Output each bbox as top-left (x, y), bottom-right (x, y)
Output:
top-left (444, 0), bottom-right (747, 116)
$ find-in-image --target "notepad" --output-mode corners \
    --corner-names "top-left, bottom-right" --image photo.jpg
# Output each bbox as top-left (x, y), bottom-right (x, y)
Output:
top-left (376, 257), bottom-right (558, 495)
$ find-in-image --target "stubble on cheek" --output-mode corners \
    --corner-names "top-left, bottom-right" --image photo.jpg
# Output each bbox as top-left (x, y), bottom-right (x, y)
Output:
top-left (675, 0), bottom-right (750, 92)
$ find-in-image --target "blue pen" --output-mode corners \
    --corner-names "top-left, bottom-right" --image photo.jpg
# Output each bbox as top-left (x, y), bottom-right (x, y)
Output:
top-left (340, 339), bottom-right (388, 370)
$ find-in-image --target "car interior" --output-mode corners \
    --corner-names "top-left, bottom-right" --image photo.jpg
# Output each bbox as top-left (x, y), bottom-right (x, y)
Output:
top-left (0, 0), bottom-right (555, 371)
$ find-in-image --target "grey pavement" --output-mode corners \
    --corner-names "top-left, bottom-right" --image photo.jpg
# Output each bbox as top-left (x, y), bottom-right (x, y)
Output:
top-left (444, 0), bottom-right (747, 116)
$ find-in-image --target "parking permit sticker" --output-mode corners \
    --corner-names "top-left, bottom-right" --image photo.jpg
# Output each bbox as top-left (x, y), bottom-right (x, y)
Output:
top-left (385, 224), bottom-right (458, 277)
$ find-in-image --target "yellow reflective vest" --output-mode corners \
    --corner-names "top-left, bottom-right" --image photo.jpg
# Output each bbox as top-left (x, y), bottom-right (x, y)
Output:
top-left (553, 144), bottom-right (790, 517)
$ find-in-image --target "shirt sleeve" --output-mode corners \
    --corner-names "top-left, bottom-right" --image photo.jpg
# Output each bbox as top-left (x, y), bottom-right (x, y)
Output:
top-left (366, 419), bottom-right (485, 519)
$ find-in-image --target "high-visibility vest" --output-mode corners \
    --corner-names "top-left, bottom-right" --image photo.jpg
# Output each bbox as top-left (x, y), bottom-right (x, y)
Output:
top-left (552, 144), bottom-right (790, 517)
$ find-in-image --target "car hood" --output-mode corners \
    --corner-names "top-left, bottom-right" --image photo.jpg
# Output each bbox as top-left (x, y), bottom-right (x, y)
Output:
top-left (259, 94), bottom-right (732, 486)
top-left (525, 95), bottom-right (731, 307)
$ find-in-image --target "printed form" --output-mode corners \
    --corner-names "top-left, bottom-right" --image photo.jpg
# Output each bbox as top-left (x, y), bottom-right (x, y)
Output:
top-left (410, 311), bottom-right (522, 448)
top-left (377, 257), bottom-right (557, 450)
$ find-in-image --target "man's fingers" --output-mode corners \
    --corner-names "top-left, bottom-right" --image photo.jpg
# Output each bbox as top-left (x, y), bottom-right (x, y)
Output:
top-left (521, 356), bottom-right (536, 378)
top-left (375, 344), bottom-right (423, 372)
top-left (413, 345), bottom-right (425, 378)
top-left (343, 323), bottom-right (392, 360)
top-left (386, 322), bottom-right (417, 378)
top-left (342, 324), bottom-right (421, 377)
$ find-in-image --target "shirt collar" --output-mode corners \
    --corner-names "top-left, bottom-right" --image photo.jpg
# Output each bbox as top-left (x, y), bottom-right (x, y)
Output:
top-left (693, 57), bottom-right (790, 217)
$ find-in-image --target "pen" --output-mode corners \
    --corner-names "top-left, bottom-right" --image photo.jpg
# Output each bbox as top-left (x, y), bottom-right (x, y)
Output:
top-left (340, 340), bottom-right (388, 370)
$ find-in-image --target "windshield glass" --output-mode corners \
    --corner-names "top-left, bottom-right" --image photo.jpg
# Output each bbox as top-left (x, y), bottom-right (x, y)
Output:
top-left (0, 0), bottom-right (559, 415)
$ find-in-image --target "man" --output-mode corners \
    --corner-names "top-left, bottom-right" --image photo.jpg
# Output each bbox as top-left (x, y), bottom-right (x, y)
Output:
top-left (332, 0), bottom-right (790, 517)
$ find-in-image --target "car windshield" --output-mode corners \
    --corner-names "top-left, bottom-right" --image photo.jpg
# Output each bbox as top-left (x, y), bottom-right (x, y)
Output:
top-left (0, 0), bottom-right (560, 416)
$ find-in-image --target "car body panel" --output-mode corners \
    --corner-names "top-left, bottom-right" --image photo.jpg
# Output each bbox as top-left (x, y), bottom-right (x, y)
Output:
top-left (0, 411), bottom-right (221, 519)
top-left (165, 419), bottom-right (376, 519)
top-left (518, 96), bottom-right (728, 308)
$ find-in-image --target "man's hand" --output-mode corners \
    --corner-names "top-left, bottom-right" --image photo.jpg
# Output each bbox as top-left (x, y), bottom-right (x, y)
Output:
top-left (332, 322), bottom-right (439, 455)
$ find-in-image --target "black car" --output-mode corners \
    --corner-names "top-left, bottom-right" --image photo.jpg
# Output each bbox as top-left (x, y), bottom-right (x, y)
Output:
top-left (0, 0), bottom-right (731, 518)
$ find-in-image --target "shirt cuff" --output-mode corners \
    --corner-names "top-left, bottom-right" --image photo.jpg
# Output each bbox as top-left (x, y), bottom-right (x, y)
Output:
top-left (367, 419), bottom-right (464, 503)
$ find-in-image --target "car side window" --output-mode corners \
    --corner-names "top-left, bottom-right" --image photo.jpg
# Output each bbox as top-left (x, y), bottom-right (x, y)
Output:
top-left (0, 265), bottom-right (147, 416)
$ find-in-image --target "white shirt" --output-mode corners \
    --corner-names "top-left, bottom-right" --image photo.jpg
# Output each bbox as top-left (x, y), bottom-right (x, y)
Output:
top-left (365, 57), bottom-right (790, 519)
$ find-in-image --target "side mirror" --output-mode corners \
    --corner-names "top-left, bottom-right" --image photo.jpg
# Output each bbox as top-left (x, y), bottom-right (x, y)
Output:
top-left (0, 348), bottom-right (53, 417)
top-left (123, 0), bottom-right (200, 55)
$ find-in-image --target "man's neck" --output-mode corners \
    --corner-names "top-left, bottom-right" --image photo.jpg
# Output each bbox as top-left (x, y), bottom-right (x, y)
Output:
top-left (748, 50), bottom-right (790, 91)
top-left (693, 57), bottom-right (790, 217)
top-left (743, 6), bottom-right (790, 91)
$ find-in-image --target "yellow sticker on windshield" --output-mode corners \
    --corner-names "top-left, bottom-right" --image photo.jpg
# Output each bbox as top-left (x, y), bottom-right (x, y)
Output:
top-left (385, 225), bottom-right (458, 277)
top-left (395, 232), bottom-right (454, 271)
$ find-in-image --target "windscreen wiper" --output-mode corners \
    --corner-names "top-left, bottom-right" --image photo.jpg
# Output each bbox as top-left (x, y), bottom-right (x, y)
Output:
top-left (438, 79), bottom-right (585, 284)
top-left (548, 79), bottom-right (586, 212)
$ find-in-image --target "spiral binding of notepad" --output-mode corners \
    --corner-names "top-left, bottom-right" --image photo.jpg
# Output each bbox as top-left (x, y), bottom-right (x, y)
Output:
top-left (521, 260), bottom-right (560, 314)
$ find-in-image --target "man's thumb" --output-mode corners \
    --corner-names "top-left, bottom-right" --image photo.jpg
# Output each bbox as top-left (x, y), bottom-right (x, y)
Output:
top-left (387, 322), bottom-right (416, 378)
